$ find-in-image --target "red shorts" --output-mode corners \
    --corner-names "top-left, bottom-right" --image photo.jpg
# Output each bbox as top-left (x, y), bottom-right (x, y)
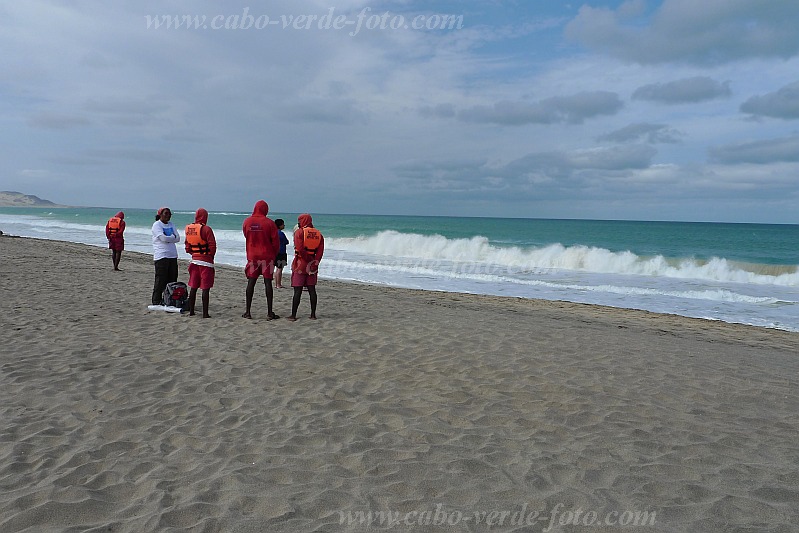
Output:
top-left (291, 270), bottom-right (318, 287)
top-left (188, 263), bottom-right (215, 290)
top-left (108, 237), bottom-right (124, 251)
top-left (245, 259), bottom-right (274, 279)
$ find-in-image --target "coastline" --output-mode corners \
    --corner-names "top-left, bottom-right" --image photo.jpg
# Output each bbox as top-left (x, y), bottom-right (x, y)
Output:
top-left (2, 210), bottom-right (797, 332)
top-left (1, 235), bottom-right (798, 532)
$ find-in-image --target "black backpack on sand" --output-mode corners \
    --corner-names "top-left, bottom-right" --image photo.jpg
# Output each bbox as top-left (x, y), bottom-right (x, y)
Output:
top-left (163, 281), bottom-right (189, 310)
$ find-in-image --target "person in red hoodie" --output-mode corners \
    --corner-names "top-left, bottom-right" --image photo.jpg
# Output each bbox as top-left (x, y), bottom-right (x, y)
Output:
top-left (105, 211), bottom-right (126, 271)
top-left (242, 200), bottom-right (280, 320)
top-left (184, 208), bottom-right (217, 318)
top-left (287, 213), bottom-right (324, 321)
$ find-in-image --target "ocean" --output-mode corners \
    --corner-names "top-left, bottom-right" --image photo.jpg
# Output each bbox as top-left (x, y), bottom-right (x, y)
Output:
top-left (1, 206), bottom-right (797, 332)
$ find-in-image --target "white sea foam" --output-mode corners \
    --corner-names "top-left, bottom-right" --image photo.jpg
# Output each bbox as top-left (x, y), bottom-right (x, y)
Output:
top-left (176, 211), bottom-right (250, 216)
top-left (329, 231), bottom-right (799, 286)
top-left (321, 258), bottom-right (795, 305)
top-left (2, 213), bottom-right (797, 331)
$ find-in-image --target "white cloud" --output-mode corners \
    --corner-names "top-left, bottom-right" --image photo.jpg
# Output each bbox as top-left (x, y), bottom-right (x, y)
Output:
top-left (19, 169), bottom-right (52, 179)
top-left (709, 135), bottom-right (799, 164)
top-left (597, 123), bottom-right (683, 144)
top-left (565, 0), bottom-right (799, 65)
top-left (740, 81), bottom-right (799, 119)
top-left (1, 0), bottom-right (798, 221)
top-left (458, 91), bottom-right (623, 125)
top-left (632, 76), bottom-right (731, 104)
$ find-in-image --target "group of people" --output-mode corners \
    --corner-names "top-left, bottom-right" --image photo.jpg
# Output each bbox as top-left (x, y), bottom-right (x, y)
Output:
top-left (104, 201), bottom-right (324, 321)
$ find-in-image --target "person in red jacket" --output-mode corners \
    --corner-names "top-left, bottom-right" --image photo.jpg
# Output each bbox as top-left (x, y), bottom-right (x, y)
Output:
top-left (185, 208), bottom-right (217, 318)
top-left (287, 213), bottom-right (324, 321)
top-left (241, 200), bottom-right (280, 320)
top-left (105, 211), bottom-right (126, 271)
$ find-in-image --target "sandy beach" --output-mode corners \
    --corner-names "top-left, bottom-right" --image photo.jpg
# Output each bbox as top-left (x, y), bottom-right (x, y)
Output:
top-left (1, 235), bottom-right (797, 532)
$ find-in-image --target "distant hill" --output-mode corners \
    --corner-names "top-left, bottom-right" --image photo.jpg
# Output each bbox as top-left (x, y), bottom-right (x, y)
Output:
top-left (0, 191), bottom-right (65, 207)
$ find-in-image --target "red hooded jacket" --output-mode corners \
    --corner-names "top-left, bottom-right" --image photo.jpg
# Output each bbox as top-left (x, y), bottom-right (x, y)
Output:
top-left (242, 200), bottom-right (279, 262)
top-left (185, 208), bottom-right (216, 263)
top-left (105, 211), bottom-right (125, 243)
top-left (292, 213), bottom-right (324, 274)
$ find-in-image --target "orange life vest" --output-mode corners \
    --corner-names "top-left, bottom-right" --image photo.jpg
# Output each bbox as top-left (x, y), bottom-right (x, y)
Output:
top-left (107, 217), bottom-right (122, 236)
top-left (301, 227), bottom-right (322, 254)
top-left (185, 223), bottom-right (210, 254)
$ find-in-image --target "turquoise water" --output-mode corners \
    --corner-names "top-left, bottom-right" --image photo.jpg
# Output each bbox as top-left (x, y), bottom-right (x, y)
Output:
top-left (5, 207), bottom-right (795, 264)
top-left (1, 206), bottom-right (798, 331)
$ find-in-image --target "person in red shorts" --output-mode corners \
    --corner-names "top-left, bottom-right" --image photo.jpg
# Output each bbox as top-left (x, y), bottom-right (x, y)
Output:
top-left (287, 213), bottom-right (324, 321)
top-left (184, 208), bottom-right (217, 318)
top-left (105, 211), bottom-right (126, 271)
top-left (241, 200), bottom-right (280, 320)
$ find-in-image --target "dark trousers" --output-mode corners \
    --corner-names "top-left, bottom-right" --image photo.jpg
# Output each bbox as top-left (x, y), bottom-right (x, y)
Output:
top-left (152, 258), bottom-right (179, 305)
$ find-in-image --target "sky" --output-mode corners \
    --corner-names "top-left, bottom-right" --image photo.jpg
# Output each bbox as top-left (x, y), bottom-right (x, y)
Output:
top-left (2, 0), bottom-right (799, 223)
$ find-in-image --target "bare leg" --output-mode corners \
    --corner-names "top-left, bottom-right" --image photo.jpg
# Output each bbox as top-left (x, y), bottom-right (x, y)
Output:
top-left (308, 286), bottom-right (318, 319)
top-left (265, 279), bottom-right (279, 319)
top-left (242, 277), bottom-right (257, 318)
top-left (188, 287), bottom-right (198, 316)
top-left (287, 286), bottom-right (302, 321)
top-left (112, 250), bottom-right (122, 270)
top-left (201, 289), bottom-right (211, 318)
top-left (275, 268), bottom-right (283, 288)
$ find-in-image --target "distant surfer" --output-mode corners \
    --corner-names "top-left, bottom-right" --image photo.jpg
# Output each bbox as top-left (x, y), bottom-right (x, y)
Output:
top-left (287, 213), bottom-right (324, 321)
top-left (105, 211), bottom-right (125, 271)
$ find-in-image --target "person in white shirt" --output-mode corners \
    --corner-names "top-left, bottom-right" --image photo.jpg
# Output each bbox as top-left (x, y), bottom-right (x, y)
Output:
top-left (151, 207), bottom-right (181, 305)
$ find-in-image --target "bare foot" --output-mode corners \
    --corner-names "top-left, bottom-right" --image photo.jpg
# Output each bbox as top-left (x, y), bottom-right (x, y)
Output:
top-left (189, 312), bottom-right (196, 316)
top-left (267, 312), bottom-right (280, 321)
top-left (286, 316), bottom-right (298, 322)
top-left (309, 315), bottom-right (317, 320)
top-left (242, 312), bottom-right (252, 319)
top-left (114, 268), bottom-right (121, 271)
top-left (202, 314), bottom-right (211, 319)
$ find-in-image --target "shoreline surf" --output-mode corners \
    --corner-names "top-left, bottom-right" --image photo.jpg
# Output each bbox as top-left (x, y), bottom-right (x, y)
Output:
top-left (1, 207), bottom-right (797, 332)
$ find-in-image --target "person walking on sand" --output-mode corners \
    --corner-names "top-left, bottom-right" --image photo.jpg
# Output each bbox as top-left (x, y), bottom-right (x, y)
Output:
top-left (184, 208), bottom-right (216, 318)
top-left (273, 218), bottom-right (289, 289)
top-left (242, 200), bottom-right (280, 320)
top-left (105, 211), bottom-right (126, 271)
top-left (151, 207), bottom-right (180, 305)
top-left (287, 213), bottom-right (324, 321)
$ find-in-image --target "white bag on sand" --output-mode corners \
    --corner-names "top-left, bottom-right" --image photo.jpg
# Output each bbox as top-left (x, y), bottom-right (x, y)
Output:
top-left (147, 305), bottom-right (184, 313)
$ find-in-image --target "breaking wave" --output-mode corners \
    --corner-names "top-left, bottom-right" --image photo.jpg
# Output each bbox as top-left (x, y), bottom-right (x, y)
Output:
top-left (330, 231), bottom-right (799, 286)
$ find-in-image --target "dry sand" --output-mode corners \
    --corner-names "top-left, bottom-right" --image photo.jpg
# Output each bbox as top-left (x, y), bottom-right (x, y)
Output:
top-left (1, 235), bottom-right (797, 532)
